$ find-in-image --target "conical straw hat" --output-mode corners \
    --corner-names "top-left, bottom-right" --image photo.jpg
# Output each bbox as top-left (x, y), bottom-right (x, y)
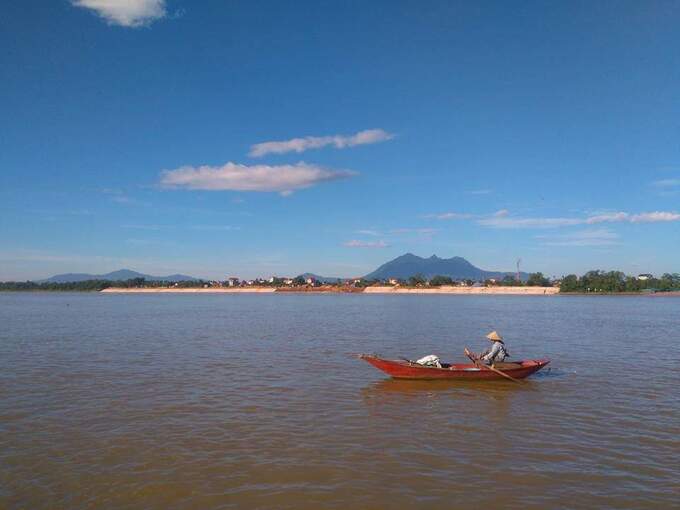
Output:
top-left (486, 331), bottom-right (503, 342)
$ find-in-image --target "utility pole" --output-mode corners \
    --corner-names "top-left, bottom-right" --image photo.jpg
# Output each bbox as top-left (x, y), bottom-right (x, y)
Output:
top-left (516, 258), bottom-right (522, 282)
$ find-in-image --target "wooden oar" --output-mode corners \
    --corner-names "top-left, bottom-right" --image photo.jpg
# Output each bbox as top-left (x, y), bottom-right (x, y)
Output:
top-left (464, 347), bottom-right (523, 383)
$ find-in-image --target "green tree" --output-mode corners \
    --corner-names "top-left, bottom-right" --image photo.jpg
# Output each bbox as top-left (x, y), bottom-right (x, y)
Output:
top-left (526, 272), bottom-right (550, 287)
top-left (429, 275), bottom-right (453, 286)
top-left (501, 275), bottom-right (520, 287)
top-left (559, 274), bottom-right (579, 292)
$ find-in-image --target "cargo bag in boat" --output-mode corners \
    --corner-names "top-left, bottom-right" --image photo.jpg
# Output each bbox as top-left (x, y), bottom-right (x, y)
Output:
top-left (415, 354), bottom-right (442, 368)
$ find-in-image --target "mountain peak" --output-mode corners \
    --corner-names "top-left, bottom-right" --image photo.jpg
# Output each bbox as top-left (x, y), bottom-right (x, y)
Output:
top-left (363, 253), bottom-right (527, 281)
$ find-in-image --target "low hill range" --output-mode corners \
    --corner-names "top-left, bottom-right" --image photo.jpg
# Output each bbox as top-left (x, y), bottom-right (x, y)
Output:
top-left (40, 269), bottom-right (198, 283)
top-left (39, 254), bottom-right (526, 284)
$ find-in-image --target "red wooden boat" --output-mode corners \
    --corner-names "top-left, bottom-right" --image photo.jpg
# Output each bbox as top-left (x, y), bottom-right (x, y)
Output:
top-left (359, 354), bottom-right (550, 380)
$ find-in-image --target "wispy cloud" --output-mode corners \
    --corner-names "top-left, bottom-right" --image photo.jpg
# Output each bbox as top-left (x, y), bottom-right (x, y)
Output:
top-left (479, 210), bottom-right (680, 229)
top-left (343, 240), bottom-right (389, 248)
top-left (468, 189), bottom-right (493, 195)
top-left (160, 162), bottom-right (355, 196)
top-left (249, 129), bottom-right (394, 157)
top-left (71, 0), bottom-right (166, 27)
top-left (586, 211), bottom-right (680, 224)
top-left (651, 178), bottom-right (680, 188)
top-left (344, 227), bottom-right (439, 244)
top-left (536, 228), bottom-right (621, 247)
top-left (125, 238), bottom-right (176, 247)
top-left (389, 228), bottom-right (438, 235)
top-left (101, 188), bottom-right (149, 207)
top-left (121, 224), bottom-right (165, 230)
top-left (629, 211), bottom-right (680, 223)
top-left (479, 216), bottom-right (583, 229)
top-left (650, 178), bottom-right (680, 196)
top-left (121, 224), bottom-right (240, 231)
top-left (585, 212), bottom-right (629, 224)
top-left (423, 212), bottom-right (473, 220)
top-left (188, 225), bottom-right (241, 231)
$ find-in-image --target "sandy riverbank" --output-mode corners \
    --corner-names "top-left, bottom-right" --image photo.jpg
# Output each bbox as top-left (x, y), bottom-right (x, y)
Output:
top-left (364, 286), bottom-right (559, 295)
top-left (100, 287), bottom-right (276, 293)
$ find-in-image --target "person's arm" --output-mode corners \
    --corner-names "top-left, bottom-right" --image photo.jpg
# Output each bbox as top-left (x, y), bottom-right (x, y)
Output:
top-left (482, 343), bottom-right (500, 362)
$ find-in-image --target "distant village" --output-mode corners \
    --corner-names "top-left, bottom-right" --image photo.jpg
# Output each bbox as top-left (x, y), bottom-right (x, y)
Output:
top-left (129, 270), bottom-right (680, 294)
top-left (181, 273), bottom-right (552, 289)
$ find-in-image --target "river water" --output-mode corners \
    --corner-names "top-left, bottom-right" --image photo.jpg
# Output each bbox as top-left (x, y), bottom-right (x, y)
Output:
top-left (1, 293), bottom-right (678, 509)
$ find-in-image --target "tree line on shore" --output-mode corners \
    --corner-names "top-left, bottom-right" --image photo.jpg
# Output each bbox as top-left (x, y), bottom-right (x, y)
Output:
top-left (0, 278), bottom-right (209, 292)
top-left (1, 270), bottom-right (679, 293)
top-left (558, 271), bottom-right (680, 293)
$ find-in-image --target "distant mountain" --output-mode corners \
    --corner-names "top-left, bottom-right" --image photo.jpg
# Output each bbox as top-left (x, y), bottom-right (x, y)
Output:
top-left (40, 269), bottom-right (199, 283)
top-left (296, 272), bottom-right (344, 284)
top-left (363, 254), bottom-right (528, 281)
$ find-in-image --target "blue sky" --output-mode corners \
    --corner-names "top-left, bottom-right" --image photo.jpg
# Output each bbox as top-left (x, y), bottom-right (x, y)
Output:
top-left (1, 0), bottom-right (679, 280)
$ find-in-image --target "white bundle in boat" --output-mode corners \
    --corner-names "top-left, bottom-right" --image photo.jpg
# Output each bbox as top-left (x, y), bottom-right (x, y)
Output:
top-left (415, 354), bottom-right (442, 368)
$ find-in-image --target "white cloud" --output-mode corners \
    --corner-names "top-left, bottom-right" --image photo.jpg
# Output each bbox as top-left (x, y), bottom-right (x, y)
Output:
top-left (423, 212), bottom-right (473, 220)
top-left (480, 210), bottom-right (680, 229)
top-left (389, 228), bottom-right (438, 235)
top-left (630, 211), bottom-right (680, 223)
top-left (585, 211), bottom-right (680, 224)
top-left (249, 129), bottom-right (394, 157)
top-left (585, 211), bottom-right (629, 224)
top-left (355, 230), bottom-right (381, 236)
top-left (160, 161), bottom-right (355, 196)
top-left (536, 229), bottom-right (621, 247)
top-left (71, 0), bottom-right (166, 27)
top-left (343, 240), bottom-right (389, 248)
top-left (478, 216), bottom-right (583, 229)
top-left (468, 189), bottom-right (493, 195)
top-left (493, 209), bottom-right (509, 217)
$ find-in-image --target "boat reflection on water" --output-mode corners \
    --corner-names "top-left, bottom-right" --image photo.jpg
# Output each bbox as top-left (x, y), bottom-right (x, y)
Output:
top-left (362, 377), bottom-right (533, 399)
top-left (360, 377), bottom-right (536, 422)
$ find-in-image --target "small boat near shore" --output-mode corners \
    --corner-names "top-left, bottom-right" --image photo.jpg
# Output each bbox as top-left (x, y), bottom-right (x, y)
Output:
top-left (359, 354), bottom-right (550, 380)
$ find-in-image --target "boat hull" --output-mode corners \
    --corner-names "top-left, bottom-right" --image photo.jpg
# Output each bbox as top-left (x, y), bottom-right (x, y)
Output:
top-left (359, 355), bottom-right (550, 380)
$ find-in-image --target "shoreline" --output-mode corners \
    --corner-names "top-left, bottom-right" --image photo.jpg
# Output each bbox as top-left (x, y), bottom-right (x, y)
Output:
top-left (99, 286), bottom-right (559, 295)
top-left (99, 287), bottom-right (277, 293)
top-left (363, 286), bottom-right (558, 295)
top-left (1, 288), bottom-right (677, 296)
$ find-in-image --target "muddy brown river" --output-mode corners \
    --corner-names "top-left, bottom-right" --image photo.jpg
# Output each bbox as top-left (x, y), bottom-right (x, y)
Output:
top-left (1, 293), bottom-right (678, 509)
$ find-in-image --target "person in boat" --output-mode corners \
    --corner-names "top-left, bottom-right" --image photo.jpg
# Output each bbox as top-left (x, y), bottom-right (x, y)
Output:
top-left (477, 331), bottom-right (509, 365)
